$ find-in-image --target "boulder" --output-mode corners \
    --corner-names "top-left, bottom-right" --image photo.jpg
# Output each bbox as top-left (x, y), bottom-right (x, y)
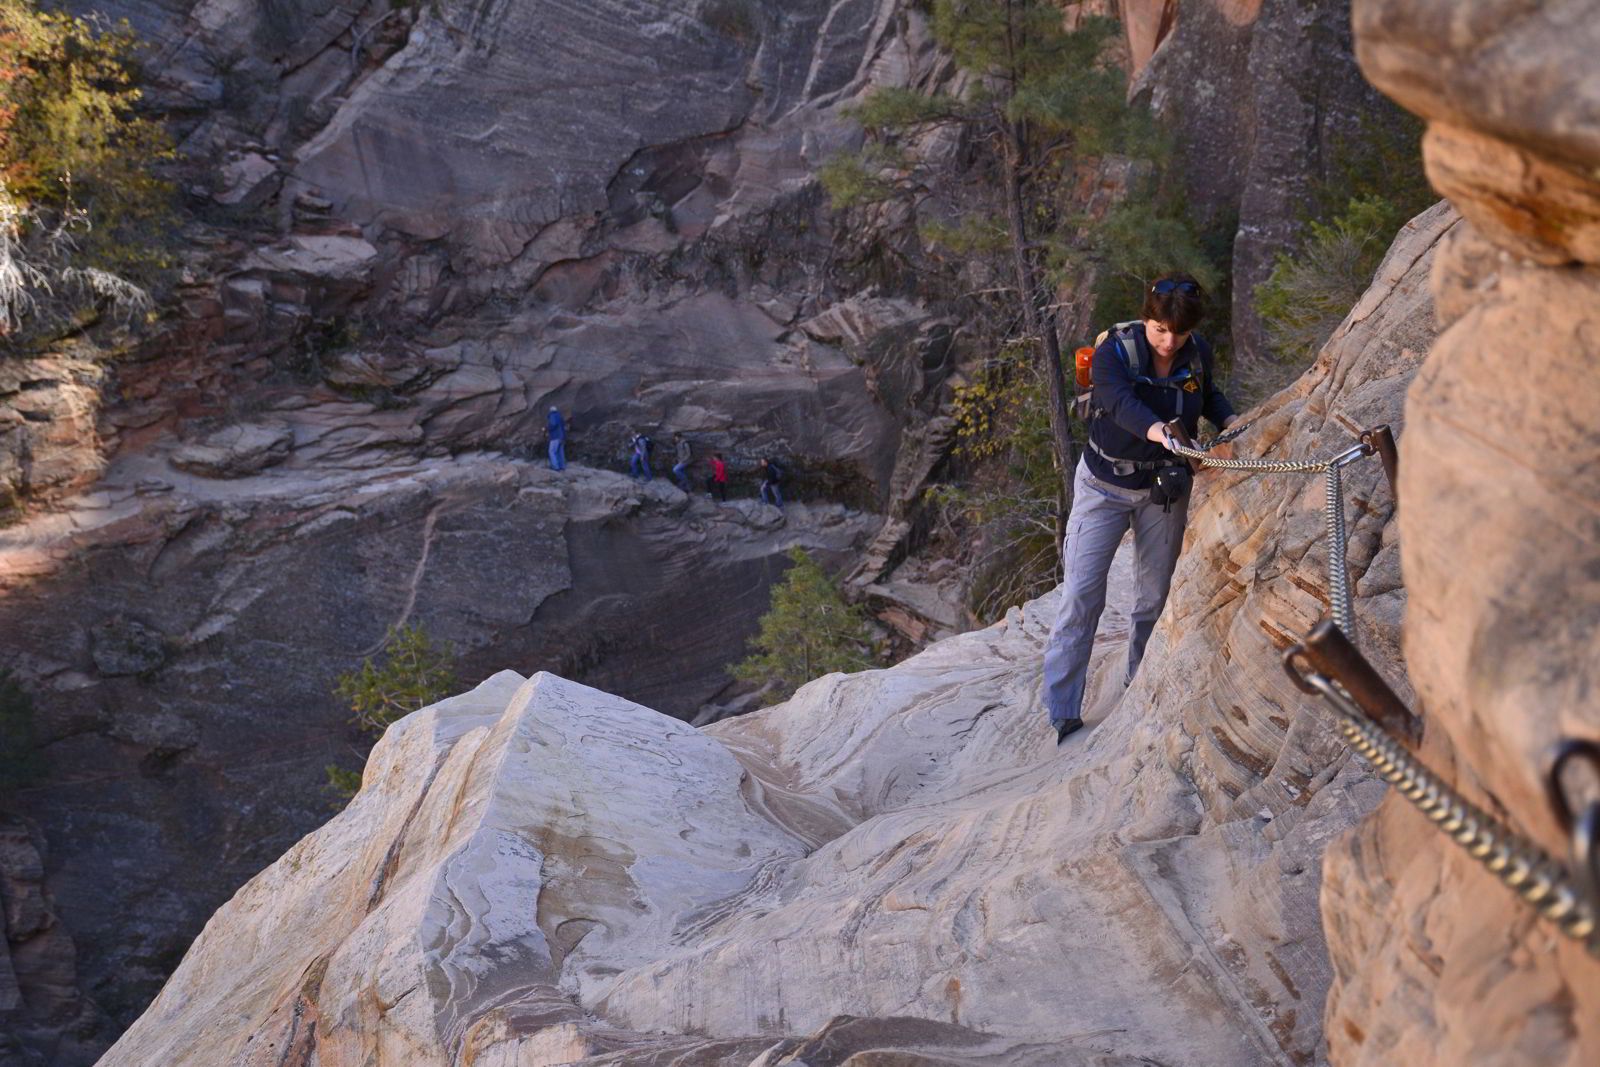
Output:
top-left (0, 816), bottom-right (113, 1065)
top-left (0, 353), bottom-right (108, 509)
top-left (95, 670), bottom-right (810, 1067)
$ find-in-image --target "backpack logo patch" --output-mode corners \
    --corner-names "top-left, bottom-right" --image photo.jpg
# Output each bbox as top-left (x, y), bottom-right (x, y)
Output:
top-left (1183, 379), bottom-right (1199, 393)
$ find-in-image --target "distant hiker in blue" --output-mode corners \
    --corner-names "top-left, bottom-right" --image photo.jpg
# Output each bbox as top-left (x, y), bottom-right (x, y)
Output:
top-left (1041, 272), bottom-right (1237, 746)
top-left (630, 432), bottom-right (652, 481)
top-left (759, 457), bottom-right (784, 508)
top-left (547, 407), bottom-right (567, 471)
top-left (671, 433), bottom-right (692, 490)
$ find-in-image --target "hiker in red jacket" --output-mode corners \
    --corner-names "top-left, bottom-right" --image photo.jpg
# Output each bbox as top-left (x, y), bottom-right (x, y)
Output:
top-left (705, 453), bottom-right (728, 502)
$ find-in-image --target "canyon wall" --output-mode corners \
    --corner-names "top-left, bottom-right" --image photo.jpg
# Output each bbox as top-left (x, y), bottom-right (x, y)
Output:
top-left (1127, 0), bottom-right (1396, 361)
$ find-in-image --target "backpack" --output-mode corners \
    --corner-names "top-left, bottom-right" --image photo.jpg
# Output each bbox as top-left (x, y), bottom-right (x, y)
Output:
top-left (1074, 321), bottom-right (1211, 423)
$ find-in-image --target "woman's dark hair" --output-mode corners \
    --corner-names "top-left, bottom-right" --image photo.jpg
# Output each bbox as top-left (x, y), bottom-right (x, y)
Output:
top-left (1140, 271), bottom-right (1206, 334)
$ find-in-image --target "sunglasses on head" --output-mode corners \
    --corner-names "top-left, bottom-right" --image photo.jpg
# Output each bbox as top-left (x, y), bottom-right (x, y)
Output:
top-left (1151, 280), bottom-right (1199, 295)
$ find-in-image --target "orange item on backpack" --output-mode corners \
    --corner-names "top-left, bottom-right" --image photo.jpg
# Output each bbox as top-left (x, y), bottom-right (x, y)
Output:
top-left (1074, 346), bottom-right (1095, 389)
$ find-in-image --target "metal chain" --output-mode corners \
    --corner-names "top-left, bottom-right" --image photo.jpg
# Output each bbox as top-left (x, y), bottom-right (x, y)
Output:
top-left (1170, 425), bottom-right (1600, 955)
top-left (1166, 437), bottom-right (1370, 635)
top-left (1296, 668), bottom-right (1600, 957)
top-left (1323, 463), bottom-right (1353, 637)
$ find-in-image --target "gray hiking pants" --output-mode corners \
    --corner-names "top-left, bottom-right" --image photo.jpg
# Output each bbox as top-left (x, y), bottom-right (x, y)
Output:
top-left (1042, 457), bottom-right (1190, 724)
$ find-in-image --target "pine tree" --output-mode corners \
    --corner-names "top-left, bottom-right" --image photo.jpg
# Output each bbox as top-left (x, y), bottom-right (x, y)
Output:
top-left (0, 0), bottom-right (174, 340)
top-left (731, 548), bottom-right (878, 701)
top-left (326, 621), bottom-right (457, 800)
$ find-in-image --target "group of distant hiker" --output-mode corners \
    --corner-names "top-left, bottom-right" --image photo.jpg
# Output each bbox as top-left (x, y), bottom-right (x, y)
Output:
top-left (542, 407), bottom-right (787, 507)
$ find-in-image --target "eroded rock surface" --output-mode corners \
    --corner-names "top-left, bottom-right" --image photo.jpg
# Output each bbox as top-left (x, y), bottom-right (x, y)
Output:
top-left (0, 353), bottom-right (108, 512)
top-left (0, 817), bottom-right (111, 1066)
top-left (98, 202), bottom-right (1452, 1067)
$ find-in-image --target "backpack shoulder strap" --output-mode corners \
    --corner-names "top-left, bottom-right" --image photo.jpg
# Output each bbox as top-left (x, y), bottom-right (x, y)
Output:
top-left (1111, 320), bottom-right (1144, 379)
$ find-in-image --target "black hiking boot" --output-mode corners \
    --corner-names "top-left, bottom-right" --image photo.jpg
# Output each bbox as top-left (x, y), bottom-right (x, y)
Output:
top-left (1053, 718), bottom-right (1084, 745)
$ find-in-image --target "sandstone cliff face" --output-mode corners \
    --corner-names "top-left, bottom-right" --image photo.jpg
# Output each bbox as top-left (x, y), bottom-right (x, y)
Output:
top-left (1131, 0), bottom-right (1399, 363)
top-left (75, 0), bottom-right (936, 497)
top-left (97, 200), bottom-right (1451, 1066)
top-left (1317, 3), bottom-right (1600, 1063)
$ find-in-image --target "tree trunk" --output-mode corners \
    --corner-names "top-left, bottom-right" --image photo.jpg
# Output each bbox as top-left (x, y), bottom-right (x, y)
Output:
top-left (1000, 121), bottom-right (1075, 554)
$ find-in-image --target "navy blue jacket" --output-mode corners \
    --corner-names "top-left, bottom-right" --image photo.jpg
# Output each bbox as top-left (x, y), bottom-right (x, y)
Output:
top-left (1085, 326), bottom-right (1235, 489)
top-left (547, 409), bottom-right (566, 441)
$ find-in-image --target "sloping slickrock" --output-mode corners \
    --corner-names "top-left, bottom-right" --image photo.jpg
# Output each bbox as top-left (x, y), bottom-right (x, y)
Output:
top-left (99, 202), bottom-right (1452, 1066)
top-left (95, 670), bottom-right (808, 1066)
top-left (1319, 4), bottom-right (1600, 1062)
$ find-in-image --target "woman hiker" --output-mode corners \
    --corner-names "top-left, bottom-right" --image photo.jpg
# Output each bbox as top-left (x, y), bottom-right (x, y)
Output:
top-left (1041, 271), bottom-right (1238, 744)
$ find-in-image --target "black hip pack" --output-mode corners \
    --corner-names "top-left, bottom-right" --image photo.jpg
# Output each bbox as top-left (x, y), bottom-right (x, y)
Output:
top-left (1150, 465), bottom-right (1191, 512)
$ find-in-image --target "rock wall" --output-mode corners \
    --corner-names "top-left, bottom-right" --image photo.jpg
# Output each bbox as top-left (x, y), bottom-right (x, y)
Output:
top-left (0, 816), bottom-right (112, 1066)
top-left (1130, 0), bottom-right (1399, 361)
top-left (95, 199), bottom-right (1453, 1066)
top-left (1319, 2), bottom-right (1600, 1063)
top-left (57, 0), bottom-right (942, 500)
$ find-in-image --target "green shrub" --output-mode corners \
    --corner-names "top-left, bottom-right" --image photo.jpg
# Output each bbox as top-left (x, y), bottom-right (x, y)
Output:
top-left (732, 548), bottom-right (879, 702)
top-left (1256, 103), bottom-right (1435, 363)
top-left (1256, 194), bottom-right (1398, 362)
top-left (1086, 197), bottom-right (1223, 340)
top-left (326, 622), bottom-right (456, 799)
top-left (939, 346), bottom-right (1064, 621)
